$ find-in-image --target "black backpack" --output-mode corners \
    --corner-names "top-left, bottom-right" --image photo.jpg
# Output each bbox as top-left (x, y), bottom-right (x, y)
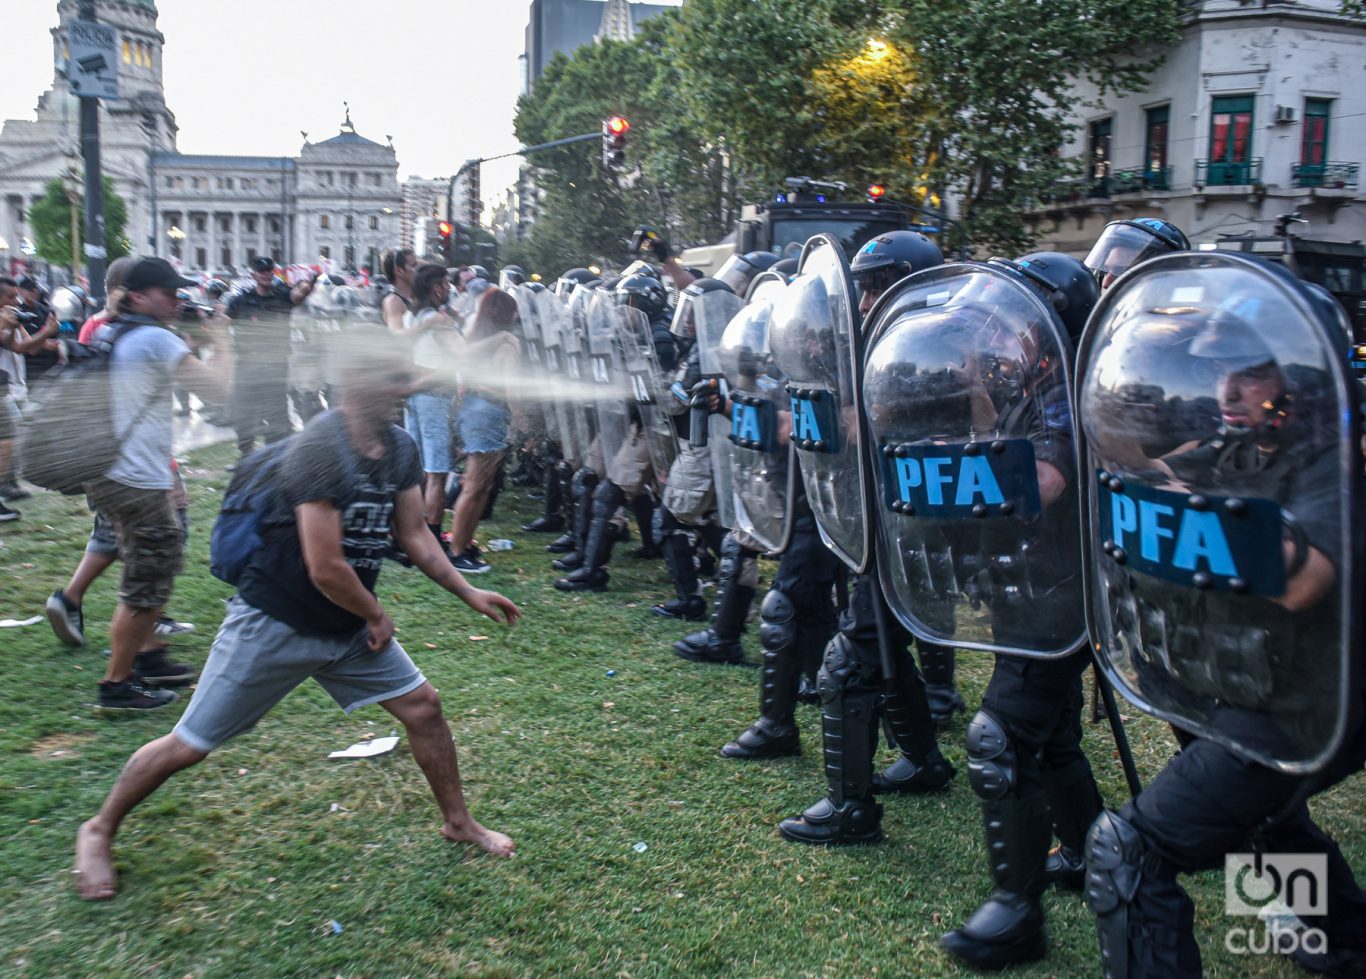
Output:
top-left (18, 321), bottom-right (161, 495)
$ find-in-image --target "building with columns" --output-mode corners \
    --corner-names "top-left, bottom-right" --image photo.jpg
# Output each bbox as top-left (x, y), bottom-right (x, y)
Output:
top-left (0, 0), bottom-right (401, 279)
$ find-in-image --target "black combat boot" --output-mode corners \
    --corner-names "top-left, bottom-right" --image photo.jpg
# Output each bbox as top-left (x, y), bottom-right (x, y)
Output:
top-left (629, 490), bottom-right (660, 559)
top-left (721, 589), bottom-right (803, 759)
top-left (554, 481), bottom-right (623, 593)
top-left (522, 462), bottom-right (566, 532)
top-left (873, 649), bottom-right (956, 794)
top-left (674, 535), bottom-right (757, 664)
top-left (778, 635), bottom-right (884, 845)
top-left (941, 794), bottom-right (1051, 969)
top-left (1040, 758), bottom-right (1104, 891)
top-left (653, 518), bottom-right (707, 620)
top-left (919, 641), bottom-right (967, 729)
top-left (549, 469), bottom-right (597, 559)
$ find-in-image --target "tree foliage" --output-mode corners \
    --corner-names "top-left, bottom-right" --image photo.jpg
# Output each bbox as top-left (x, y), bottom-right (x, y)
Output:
top-left (510, 0), bottom-right (1181, 265)
top-left (28, 175), bottom-right (130, 269)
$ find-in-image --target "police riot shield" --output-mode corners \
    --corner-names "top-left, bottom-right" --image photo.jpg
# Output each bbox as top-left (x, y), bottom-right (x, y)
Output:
top-left (691, 288), bottom-right (746, 531)
top-left (768, 234), bottom-right (869, 572)
top-left (560, 286), bottom-right (597, 460)
top-left (861, 263), bottom-right (1086, 658)
top-left (533, 289), bottom-right (583, 465)
top-left (586, 290), bottom-right (630, 473)
top-left (1077, 251), bottom-right (1359, 772)
top-left (510, 284), bottom-right (550, 445)
top-left (615, 303), bottom-right (679, 476)
top-left (721, 274), bottom-right (796, 552)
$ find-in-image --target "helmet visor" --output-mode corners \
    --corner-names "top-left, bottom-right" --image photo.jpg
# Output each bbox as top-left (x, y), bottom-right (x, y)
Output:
top-left (716, 254), bottom-right (757, 295)
top-left (669, 292), bottom-right (696, 339)
top-left (1085, 223), bottom-right (1175, 279)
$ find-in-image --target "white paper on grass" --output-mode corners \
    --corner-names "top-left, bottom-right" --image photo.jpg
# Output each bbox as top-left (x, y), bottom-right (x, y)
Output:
top-left (328, 736), bottom-right (400, 759)
top-left (0, 616), bottom-right (43, 628)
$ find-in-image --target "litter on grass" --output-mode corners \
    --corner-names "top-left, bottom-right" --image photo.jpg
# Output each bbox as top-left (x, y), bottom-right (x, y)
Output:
top-left (633, 842), bottom-right (648, 853)
top-left (328, 736), bottom-right (400, 759)
top-left (0, 616), bottom-right (42, 628)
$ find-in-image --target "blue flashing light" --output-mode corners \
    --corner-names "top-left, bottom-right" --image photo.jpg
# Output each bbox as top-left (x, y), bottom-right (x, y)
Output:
top-left (816, 194), bottom-right (826, 203)
top-left (775, 193), bottom-right (788, 203)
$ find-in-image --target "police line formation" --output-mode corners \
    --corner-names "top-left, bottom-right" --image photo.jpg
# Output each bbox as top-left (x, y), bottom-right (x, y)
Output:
top-left (495, 217), bottom-right (1364, 978)
top-left (29, 215), bottom-right (1365, 976)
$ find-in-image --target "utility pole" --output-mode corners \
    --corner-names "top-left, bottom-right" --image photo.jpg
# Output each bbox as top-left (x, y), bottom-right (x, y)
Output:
top-left (76, 0), bottom-right (108, 304)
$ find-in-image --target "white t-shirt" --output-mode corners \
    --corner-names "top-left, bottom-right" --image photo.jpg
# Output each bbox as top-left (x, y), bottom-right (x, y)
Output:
top-left (101, 318), bottom-right (190, 489)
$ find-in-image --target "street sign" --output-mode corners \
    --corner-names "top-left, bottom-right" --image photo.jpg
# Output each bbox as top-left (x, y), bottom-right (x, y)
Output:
top-left (67, 21), bottom-right (120, 100)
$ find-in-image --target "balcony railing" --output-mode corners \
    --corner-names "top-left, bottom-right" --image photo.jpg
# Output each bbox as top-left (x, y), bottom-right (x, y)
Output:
top-left (1291, 162), bottom-right (1359, 190)
top-left (1195, 158), bottom-right (1263, 187)
top-left (1109, 166), bottom-right (1173, 193)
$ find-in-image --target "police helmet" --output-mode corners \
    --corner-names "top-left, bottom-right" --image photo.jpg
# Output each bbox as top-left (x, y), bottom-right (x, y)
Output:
top-left (850, 230), bottom-right (943, 299)
top-left (670, 277), bottom-right (735, 340)
top-left (51, 286), bottom-right (86, 324)
top-left (499, 265), bottom-right (528, 290)
top-left (772, 257), bottom-right (800, 281)
top-left (1188, 308), bottom-right (1277, 370)
top-left (716, 250), bottom-right (779, 295)
top-left (615, 273), bottom-right (669, 322)
top-left (1085, 218), bottom-right (1190, 284)
top-left (555, 267), bottom-right (596, 298)
top-left (993, 252), bottom-right (1100, 344)
top-left (205, 279), bottom-right (229, 299)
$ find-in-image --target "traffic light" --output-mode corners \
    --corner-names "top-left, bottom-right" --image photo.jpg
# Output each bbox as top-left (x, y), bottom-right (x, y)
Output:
top-left (602, 116), bottom-right (629, 171)
top-left (437, 220), bottom-right (453, 261)
top-left (866, 184), bottom-right (887, 202)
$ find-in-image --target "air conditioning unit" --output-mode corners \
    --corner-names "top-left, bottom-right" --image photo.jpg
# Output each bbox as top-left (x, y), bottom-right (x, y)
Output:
top-left (1274, 105), bottom-right (1297, 124)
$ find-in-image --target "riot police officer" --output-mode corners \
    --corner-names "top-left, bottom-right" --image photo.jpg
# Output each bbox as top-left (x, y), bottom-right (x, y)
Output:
top-left (922, 252), bottom-right (1106, 969)
top-left (1078, 254), bottom-right (1366, 978)
top-left (555, 273), bottom-right (677, 592)
top-left (771, 231), bottom-right (956, 847)
top-left (1084, 216), bottom-right (1189, 291)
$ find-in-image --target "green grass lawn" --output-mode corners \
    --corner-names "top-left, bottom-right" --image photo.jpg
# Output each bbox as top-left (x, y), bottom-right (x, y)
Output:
top-left (0, 442), bottom-right (1358, 977)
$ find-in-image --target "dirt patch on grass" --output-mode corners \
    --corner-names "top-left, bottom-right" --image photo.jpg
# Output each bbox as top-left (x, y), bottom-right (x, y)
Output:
top-left (30, 732), bottom-right (96, 759)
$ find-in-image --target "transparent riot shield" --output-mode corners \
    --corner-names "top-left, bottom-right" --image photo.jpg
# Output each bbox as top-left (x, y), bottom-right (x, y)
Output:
top-left (615, 303), bottom-right (678, 476)
top-left (1077, 251), bottom-right (1359, 772)
top-left (861, 263), bottom-right (1086, 658)
top-left (511, 284), bottom-right (550, 445)
top-left (721, 275), bottom-right (795, 552)
top-left (561, 287), bottom-right (597, 461)
top-left (586, 290), bottom-right (630, 473)
top-left (768, 234), bottom-right (869, 572)
top-left (533, 289), bottom-right (582, 465)
top-left (691, 288), bottom-right (745, 530)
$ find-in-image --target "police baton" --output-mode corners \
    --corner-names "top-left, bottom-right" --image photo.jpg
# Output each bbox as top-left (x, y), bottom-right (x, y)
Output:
top-left (1090, 655), bottom-right (1144, 799)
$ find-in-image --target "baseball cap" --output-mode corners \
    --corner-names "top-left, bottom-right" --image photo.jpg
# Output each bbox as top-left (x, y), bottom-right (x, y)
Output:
top-left (124, 257), bottom-right (197, 293)
top-left (250, 256), bottom-right (276, 273)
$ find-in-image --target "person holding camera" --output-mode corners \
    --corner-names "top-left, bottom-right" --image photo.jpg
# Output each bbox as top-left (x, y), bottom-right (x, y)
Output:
top-left (0, 275), bottom-right (60, 516)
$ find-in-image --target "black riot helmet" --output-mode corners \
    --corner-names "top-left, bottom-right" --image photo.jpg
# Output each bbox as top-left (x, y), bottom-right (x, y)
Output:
top-left (670, 276), bottom-right (736, 340)
top-left (772, 257), bottom-right (800, 281)
top-left (205, 279), bottom-right (229, 299)
top-left (615, 273), bottom-right (669, 322)
top-left (991, 251), bottom-right (1100, 345)
top-left (555, 267), bottom-right (597, 298)
top-left (850, 230), bottom-right (944, 307)
top-left (716, 250), bottom-right (779, 295)
top-left (1085, 218), bottom-right (1190, 288)
top-left (499, 265), bottom-right (528, 290)
top-left (620, 259), bottom-right (662, 281)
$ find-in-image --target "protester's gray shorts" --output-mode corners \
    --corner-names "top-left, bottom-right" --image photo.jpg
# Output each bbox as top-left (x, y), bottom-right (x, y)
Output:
top-left (173, 598), bottom-right (427, 752)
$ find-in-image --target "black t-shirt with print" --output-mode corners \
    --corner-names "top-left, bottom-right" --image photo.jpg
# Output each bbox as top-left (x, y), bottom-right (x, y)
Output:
top-left (238, 410), bottom-right (422, 635)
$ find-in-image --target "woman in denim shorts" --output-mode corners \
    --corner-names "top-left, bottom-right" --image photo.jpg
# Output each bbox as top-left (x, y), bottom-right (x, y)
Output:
top-left (403, 265), bottom-right (461, 558)
top-left (449, 288), bottom-right (522, 572)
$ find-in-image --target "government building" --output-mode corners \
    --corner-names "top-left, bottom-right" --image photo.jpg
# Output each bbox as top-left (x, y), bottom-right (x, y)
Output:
top-left (0, 0), bottom-right (401, 279)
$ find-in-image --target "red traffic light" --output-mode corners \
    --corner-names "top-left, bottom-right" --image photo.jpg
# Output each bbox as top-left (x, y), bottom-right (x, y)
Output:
top-left (437, 221), bottom-right (453, 237)
top-left (867, 184), bottom-right (887, 200)
top-left (607, 116), bottom-right (630, 135)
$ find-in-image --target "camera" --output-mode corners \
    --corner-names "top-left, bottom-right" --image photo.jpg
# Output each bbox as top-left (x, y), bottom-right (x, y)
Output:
top-left (9, 308), bottom-right (45, 329)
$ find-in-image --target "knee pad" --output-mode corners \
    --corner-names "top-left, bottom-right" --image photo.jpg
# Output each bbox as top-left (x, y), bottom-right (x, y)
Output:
top-left (966, 709), bottom-right (1017, 801)
top-left (571, 468), bottom-right (598, 495)
top-left (654, 506), bottom-right (684, 541)
top-left (717, 532), bottom-right (742, 581)
top-left (1085, 809), bottom-right (1148, 913)
top-left (759, 588), bottom-right (796, 654)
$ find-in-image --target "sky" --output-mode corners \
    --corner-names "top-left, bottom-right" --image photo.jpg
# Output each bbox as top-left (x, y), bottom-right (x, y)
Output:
top-left (2, 0), bottom-right (676, 210)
